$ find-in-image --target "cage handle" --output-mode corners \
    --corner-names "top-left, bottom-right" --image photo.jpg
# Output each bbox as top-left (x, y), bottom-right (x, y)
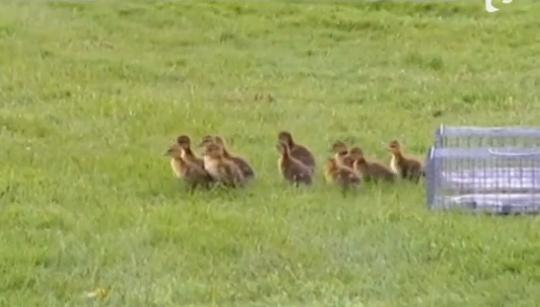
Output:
top-left (488, 149), bottom-right (540, 157)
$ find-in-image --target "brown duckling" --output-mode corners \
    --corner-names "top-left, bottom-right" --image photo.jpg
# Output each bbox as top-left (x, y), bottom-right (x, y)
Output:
top-left (213, 136), bottom-right (255, 181)
top-left (331, 140), bottom-right (353, 168)
top-left (199, 135), bottom-right (215, 148)
top-left (278, 131), bottom-right (316, 172)
top-left (277, 141), bottom-right (313, 186)
top-left (387, 140), bottom-right (424, 183)
top-left (331, 141), bottom-right (348, 155)
top-left (177, 135), bottom-right (205, 169)
top-left (165, 142), bottom-right (213, 190)
top-left (324, 141), bottom-right (349, 182)
top-left (348, 147), bottom-right (396, 183)
top-left (324, 157), bottom-right (361, 189)
top-left (167, 135), bottom-right (201, 178)
top-left (202, 142), bottom-right (245, 188)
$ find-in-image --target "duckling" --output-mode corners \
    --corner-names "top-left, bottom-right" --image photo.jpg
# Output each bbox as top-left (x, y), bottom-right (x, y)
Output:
top-left (348, 147), bottom-right (396, 183)
top-left (199, 135), bottom-right (255, 181)
top-left (165, 142), bottom-right (213, 190)
top-left (202, 142), bottom-right (245, 188)
top-left (324, 141), bottom-right (349, 183)
top-left (199, 135), bottom-right (215, 148)
top-left (277, 141), bottom-right (312, 186)
top-left (213, 136), bottom-right (255, 181)
top-left (278, 131), bottom-right (316, 172)
top-left (176, 135), bottom-right (205, 169)
top-left (332, 141), bottom-right (360, 169)
top-left (324, 157), bottom-right (361, 189)
top-left (331, 141), bottom-right (348, 155)
top-left (387, 140), bottom-right (424, 183)
top-left (167, 135), bottom-right (200, 178)
top-left (331, 140), bottom-right (353, 168)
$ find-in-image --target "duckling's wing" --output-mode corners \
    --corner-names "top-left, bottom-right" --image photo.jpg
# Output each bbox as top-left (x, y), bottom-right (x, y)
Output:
top-left (183, 161), bottom-right (206, 179)
top-left (195, 158), bottom-right (205, 169)
top-left (218, 162), bottom-right (244, 186)
top-left (369, 162), bottom-right (388, 176)
top-left (291, 145), bottom-right (316, 168)
top-left (233, 157), bottom-right (255, 178)
top-left (344, 168), bottom-right (361, 184)
top-left (293, 172), bottom-right (312, 185)
top-left (376, 164), bottom-right (397, 181)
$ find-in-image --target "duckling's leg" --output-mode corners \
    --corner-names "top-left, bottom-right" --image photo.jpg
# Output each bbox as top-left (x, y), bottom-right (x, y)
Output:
top-left (222, 181), bottom-right (234, 189)
top-left (340, 184), bottom-right (357, 197)
top-left (233, 177), bottom-right (245, 188)
top-left (408, 169), bottom-right (415, 182)
top-left (291, 175), bottom-right (300, 188)
top-left (340, 186), bottom-right (347, 197)
top-left (185, 182), bottom-right (196, 194)
top-left (412, 170), bottom-right (421, 184)
top-left (407, 172), bottom-right (415, 183)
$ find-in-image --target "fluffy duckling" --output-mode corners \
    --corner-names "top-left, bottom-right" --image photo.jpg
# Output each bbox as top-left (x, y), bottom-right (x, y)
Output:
top-left (348, 147), bottom-right (396, 183)
top-left (202, 142), bottom-right (245, 188)
top-left (387, 140), bottom-right (424, 183)
top-left (278, 131), bottom-right (316, 172)
top-left (165, 142), bottom-right (213, 190)
top-left (331, 141), bottom-right (348, 155)
top-left (199, 135), bottom-right (215, 147)
top-left (277, 141), bottom-right (313, 186)
top-left (213, 136), bottom-right (255, 181)
top-left (332, 141), bottom-right (360, 169)
top-left (177, 135), bottom-right (205, 169)
top-left (324, 141), bottom-right (348, 183)
top-left (324, 158), bottom-right (361, 189)
top-left (167, 135), bottom-right (201, 178)
top-left (331, 140), bottom-right (354, 168)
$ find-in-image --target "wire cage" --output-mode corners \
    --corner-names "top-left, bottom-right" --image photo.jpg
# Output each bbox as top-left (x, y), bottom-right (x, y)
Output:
top-left (426, 125), bottom-right (540, 214)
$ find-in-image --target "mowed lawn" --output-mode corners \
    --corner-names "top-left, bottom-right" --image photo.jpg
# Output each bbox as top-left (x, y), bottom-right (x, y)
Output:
top-left (1, 0), bottom-right (540, 306)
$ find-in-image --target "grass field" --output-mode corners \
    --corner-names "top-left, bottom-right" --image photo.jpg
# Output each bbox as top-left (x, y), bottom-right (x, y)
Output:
top-left (1, 0), bottom-right (540, 306)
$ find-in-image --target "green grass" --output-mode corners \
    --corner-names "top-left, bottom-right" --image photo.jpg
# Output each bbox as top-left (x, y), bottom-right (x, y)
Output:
top-left (1, 0), bottom-right (540, 306)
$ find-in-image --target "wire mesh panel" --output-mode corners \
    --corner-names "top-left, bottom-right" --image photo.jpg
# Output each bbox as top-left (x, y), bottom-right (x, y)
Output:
top-left (434, 125), bottom-right (540, 149)
top-left (426, 126), bottom-right (540, 214)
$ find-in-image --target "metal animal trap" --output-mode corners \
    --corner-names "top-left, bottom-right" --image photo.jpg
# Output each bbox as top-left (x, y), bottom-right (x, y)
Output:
top-left (426, 125), bottom-right (540, 214)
